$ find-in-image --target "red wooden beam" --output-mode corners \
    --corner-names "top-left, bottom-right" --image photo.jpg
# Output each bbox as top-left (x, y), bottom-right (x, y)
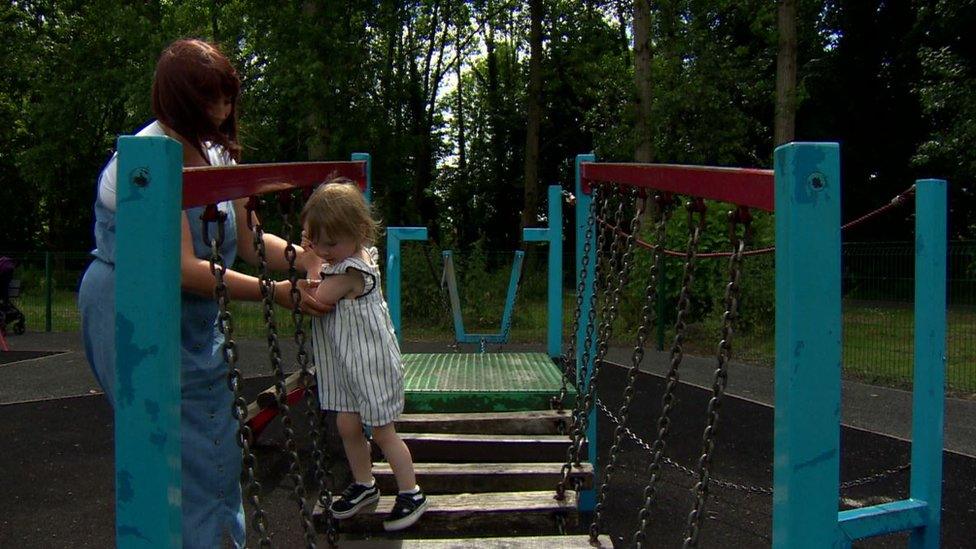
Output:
top-left (182, 161), bottom-right (367, 209)
top-left (580, 162), bottom-right (774, 211)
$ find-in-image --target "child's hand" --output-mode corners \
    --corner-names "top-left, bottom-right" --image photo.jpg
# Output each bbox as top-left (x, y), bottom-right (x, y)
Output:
top-left (274, 279), bottom-right (332, 315)
top-left (298, 231), bottom-right (323, 274)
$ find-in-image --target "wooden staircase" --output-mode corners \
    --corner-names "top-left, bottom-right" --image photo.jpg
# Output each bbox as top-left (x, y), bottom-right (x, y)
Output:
top-left (313, 409), bottom-right (606, 547)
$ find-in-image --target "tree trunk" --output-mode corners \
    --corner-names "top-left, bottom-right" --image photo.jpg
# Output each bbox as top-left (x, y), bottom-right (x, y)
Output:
top-left (775, 0), bottom-right (798, 146)
top-left (633, 0), bottom-right (654, 162)
top-left (521, 0), bottom-right (543, 230)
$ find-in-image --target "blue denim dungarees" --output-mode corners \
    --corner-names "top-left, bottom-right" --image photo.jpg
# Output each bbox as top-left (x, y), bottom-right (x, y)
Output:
top-left (79, 156), bottom-right (246, 547)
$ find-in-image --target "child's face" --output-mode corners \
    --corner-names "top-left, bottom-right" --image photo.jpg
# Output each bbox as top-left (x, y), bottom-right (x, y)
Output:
top-left (304, 226), bottom-right (359, 264)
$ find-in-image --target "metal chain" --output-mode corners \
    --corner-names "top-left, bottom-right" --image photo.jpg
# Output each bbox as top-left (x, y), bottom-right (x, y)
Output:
top-left (590, 194), bottom-right (673, 543)
top-left (558, 187), bottom-right (644, 499)
top-left (203, 204), bottom-right (271, 546)
top-left (596, 398), bottom-right (910, 494)
top-left (552, 186), bottom-right (599, 410)
top-left (634, 199), bottom-right (707, 547)
top-left (247, 197), bottom-right (318, 548)
top-left (279, 192), bottom-right (338, 548)
top-left (682, 208), bottom-right (750, 548)
top-left (556, 184), bottom-right (609, 500)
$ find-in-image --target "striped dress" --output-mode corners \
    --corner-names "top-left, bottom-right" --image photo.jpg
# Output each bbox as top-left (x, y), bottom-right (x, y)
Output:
top-left (310, 246), bottom-right (405, 426)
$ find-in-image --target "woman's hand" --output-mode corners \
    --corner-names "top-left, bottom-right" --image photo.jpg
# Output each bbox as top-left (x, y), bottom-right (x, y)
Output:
top-left (274, 278), bottom-right (331, 316)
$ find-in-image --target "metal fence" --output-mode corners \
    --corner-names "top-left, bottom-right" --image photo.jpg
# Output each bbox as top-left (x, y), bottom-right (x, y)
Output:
top-left (3, 242), bottom-right (975, 394)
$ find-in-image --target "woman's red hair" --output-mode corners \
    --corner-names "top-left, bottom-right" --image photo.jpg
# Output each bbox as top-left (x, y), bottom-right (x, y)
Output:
top-left (152, 39), bottom-right (241, 162)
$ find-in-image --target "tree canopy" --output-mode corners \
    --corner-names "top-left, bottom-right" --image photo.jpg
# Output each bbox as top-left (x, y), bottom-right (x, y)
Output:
top-left (1, 0), bottom-right (973, 253)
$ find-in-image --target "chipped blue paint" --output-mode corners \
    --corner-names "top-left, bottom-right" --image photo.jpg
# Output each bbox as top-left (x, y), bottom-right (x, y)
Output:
top-left (909, 179), bottom-right (947, 549)
top-left (115, 136), bottom-right (183, 547)
top-left (575, 153), bottom-right (598, 512)
top-left (773, 143), bottom-right (842, 548)
top-left (351, 152), bottom-right (372, 203)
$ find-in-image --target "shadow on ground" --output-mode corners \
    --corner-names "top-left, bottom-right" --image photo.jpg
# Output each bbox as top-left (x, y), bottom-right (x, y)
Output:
top-left (1, 364), bottom-right (973, 548)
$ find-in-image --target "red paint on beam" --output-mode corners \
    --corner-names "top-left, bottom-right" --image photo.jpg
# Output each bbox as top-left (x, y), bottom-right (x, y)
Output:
top-left (580, 163), bottom-right (774, 211)
top-left (182, 161), bottom-right (367, 209)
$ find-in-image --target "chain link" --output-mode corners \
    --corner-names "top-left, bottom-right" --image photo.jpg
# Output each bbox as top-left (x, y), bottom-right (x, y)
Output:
top-left (596, 398), bottom-right (910, 494)
top-left (633, 199), bottom-right (707, 547)
top-left (680, 209), bottom-right (749, 548)
top-left (248, 197), bottom-right (318, 547)
top-left (553, 185), bottom-right (599, 410)
top-left (558, 186), bottom-right (644, 499)
top-left (590, 194), bottom-right (673, 543)
top-left (556, 184), bottom-right (608, 499)
top-left (204, 204), bottom-right (272, 546)
top-left (280, 193), bottom-right (338, 548)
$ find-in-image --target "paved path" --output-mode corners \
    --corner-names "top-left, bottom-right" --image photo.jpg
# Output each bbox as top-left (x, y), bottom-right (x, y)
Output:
top-left (5, 332), bottom-right (973, 456)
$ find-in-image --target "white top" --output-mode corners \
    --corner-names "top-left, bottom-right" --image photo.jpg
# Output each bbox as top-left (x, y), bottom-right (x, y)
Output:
top-left (97, 121), bottom-right (234, 211)
top-left (310, 246), bottom-right (405, 426)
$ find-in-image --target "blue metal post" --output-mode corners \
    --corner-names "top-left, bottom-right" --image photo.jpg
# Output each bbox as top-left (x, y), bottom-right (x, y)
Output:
top-left (523, 185), bottom-right (564, 358)
top-left (909, 179), bottom-right (947, 549)
top-left (351, 152), bottom-right (372, 203)
top-left (386, 227), bottom-right (429, 343)
top-left (115, 135), bottom-right (183, 548)
top-left (772, 143), bottom-right (842, 548)
top-left (575, 153), bottom-right (597, 511)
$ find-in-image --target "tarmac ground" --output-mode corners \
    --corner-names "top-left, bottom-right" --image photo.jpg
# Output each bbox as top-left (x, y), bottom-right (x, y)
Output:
top-left (1, 332), bottom-right (974, 548)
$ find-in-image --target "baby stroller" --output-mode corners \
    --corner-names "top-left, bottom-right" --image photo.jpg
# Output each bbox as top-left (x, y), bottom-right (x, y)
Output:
top-left (0, 257), bottom-right (26, 336)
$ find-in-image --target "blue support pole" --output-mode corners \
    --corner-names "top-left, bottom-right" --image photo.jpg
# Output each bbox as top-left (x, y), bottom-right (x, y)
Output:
top-left (386, 227), bottom-right (428, 344)
top-left (909, 178), bottom-right (947, 549)
top-left (115, 135), bottom-right (183, 548)
top-left (772, 143), bottom-right (842, 548)
top-left (523, 185), bottom-right (564, 358)
top-left (351, 152), bottom-right (372, 203)
top-left (575, 153), bottom-right (597, 512)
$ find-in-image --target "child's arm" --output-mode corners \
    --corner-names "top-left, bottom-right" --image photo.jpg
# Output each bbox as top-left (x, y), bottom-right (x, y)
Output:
top-left (315, 270), bottom-right (367, 306)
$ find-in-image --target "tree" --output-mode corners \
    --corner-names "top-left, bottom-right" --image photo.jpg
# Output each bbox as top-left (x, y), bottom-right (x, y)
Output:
top-left (775, 0), bottom-right (797, 146)
top-left (633, 0), bottom-right (654, 162)
top-left (521, 0), bottom-right (544, 230)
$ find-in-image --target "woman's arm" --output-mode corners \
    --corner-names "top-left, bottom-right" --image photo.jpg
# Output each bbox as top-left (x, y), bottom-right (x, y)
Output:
top-left (181, 214), bottom-right (331, 314)
top-left (234, 199), bottom-right (316, 273)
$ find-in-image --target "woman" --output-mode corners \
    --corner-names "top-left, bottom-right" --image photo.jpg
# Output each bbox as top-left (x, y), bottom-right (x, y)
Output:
top-left (78, 38), bottom-right (328, 547)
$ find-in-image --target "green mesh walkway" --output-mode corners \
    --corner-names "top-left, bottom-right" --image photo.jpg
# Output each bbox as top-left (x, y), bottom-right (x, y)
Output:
top-left (403, 352), bottom-right (576, 413)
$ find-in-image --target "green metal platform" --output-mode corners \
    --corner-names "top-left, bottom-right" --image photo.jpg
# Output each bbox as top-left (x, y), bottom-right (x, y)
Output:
top-left (403, 352), bottom-right (576, 413)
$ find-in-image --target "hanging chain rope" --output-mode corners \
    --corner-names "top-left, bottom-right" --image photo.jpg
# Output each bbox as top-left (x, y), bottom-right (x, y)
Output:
top-left (552, 185), bottom-right (599, 411)
top-left (590, 193), bottom-right (674, 543)
top-left (632, 198), bottom-right (708, 547)
top-left (279, 192), bottom-right (338, 548)
top-left (557, 186), bottom-right (645, 499)
top-left (556, 184), bottom-right (610, 500)
top-left (681, 207), bottom-right (751, 548)
top-left (246, 197), bottom-right (318, 547)
top-left (203, 204), bottom-right (271, 546)
top-left (595, 398), bottom-right (910, 494)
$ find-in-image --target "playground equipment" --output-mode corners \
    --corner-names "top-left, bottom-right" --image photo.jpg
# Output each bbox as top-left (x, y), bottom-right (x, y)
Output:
top-left (113, 137), bottom-right (946, 548)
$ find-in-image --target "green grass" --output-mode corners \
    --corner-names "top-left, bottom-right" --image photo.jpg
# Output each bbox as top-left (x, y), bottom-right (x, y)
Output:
top-left (14, 289), bottom-right (976, 396)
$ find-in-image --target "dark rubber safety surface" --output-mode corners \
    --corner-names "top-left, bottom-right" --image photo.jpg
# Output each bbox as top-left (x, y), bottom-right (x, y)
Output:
top-left (1, 365), bottom-right (973, 547)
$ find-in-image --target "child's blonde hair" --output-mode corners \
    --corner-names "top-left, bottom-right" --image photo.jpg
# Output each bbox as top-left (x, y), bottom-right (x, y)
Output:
top-left (300, 177), bottom-right (380, 246)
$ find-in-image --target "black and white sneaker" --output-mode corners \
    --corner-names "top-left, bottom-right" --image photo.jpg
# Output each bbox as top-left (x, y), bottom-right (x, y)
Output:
top-left (331, 482), bottom-right (380, 519)
top-left (382, 490), bottom-right (428, 531)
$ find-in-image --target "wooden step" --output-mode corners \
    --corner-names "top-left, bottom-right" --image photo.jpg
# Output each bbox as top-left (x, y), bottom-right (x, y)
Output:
top-left (315, 490), bottom-right (580, 535)
top-left (378, 433), bottom-right (584, 463)
top-left (396, 410), bottom-right (572, 435)
top-left (335, 535), bottom-right (610, 548)
top-left (373, 462), bottom-right (592, 494)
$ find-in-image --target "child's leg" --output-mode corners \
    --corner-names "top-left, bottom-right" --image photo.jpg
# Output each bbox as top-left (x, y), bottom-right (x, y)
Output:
top-left (336, 411), bottom-right (373, 484)
top-left (371, 423), bottom-right (417, 492)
